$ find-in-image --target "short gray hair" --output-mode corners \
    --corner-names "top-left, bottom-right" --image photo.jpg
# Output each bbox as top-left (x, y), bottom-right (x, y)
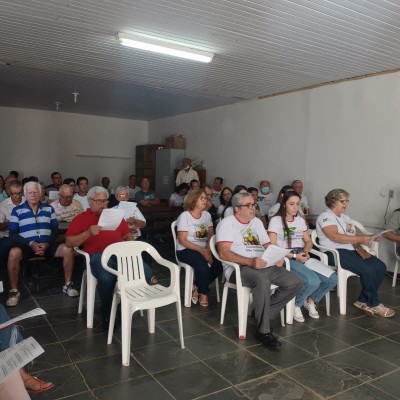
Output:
top-left (87, 186), bottom-right (109, 200)
top-left (115, 186), bottom-right (128, 197)
top-left (325, 189), bottom-right (349, 209)
top-left (23, 181), bottom-right (41, 197)
top-left (59, 184), bottom-right (74, 195)
top-left (232, 192), bottom-right (252, 212)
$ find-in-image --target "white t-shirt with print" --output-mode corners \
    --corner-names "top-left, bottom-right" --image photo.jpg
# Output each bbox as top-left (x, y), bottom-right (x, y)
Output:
top-left (257, 192), bottom-right (275, 215)
top-left (113, 202), bottom-right (146, 239)
top-left (169, 192), bottom-right (185, 207)
top-left (176, 211), bottom-right (212, 251)
top-left (216, 215), bottom-right (270, 281)
top-left (212, 190), bottom-right (221, 208)
top-left (300, 195), bottom-right (309, 215)
top-left (268, 215), bottom-right (307, 249)
top-left (316, 209), bottom-right (354, 251)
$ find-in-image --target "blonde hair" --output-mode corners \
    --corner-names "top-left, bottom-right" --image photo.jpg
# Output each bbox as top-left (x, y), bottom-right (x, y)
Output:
top-left (325, 189), bottom-right (349, 209)
top-left (184, 189), bottom-right (204, 211)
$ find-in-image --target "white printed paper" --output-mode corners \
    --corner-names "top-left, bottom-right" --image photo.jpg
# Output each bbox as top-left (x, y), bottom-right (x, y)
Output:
top-left (0, 308), bottom-right (46, 332)
top-left (117, 201), bottom-right (138, 220)
top-left (98, 209), bottom-right (125, 230)
top-left (261, 245), bottom-right (290, 266)
top-left (369, 229), bottom-right (393, 243)
top-left (0, 337), bottom-right (44, 384)
top-left (48, 191), bottom-right (59, 201)
top-left (305, 258), bottom-right (335, 277)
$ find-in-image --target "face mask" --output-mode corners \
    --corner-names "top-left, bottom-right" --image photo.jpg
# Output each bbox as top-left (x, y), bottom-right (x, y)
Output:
top-left (261, 187), bottom-right (270, 195)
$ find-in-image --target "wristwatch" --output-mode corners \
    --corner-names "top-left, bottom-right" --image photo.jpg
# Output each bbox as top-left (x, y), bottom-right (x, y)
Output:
top-left (29, 241), bottom-right (34, 247)
top-left (292, 253), bottom-right (296, 259)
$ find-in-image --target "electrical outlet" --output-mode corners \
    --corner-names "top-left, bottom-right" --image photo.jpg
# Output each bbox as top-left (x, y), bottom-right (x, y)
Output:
top-left (389, 190), bottom-right (394, 198)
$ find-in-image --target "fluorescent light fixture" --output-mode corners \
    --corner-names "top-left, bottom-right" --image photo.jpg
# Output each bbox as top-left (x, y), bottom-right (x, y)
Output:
top-left (117, 32), bottom-right (214, 63)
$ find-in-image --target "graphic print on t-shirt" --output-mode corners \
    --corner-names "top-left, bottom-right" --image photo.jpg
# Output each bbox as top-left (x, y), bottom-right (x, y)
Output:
top-left (242, 227), bottom-right (260, 246)
top-left (193, 223), bottom-right (207, 239)
top-left (345, 223), bottom-right (356, 235)
top-left (283, 226), bottom-right (296, 239)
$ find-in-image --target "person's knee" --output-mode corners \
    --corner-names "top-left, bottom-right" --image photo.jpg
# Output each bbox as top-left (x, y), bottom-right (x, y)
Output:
top-left (8, 248), bottom-right (22, 263)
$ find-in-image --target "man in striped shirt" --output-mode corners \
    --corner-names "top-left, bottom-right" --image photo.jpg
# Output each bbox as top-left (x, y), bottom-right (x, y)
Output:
top-left (6, 181), bottom-right (78, 307)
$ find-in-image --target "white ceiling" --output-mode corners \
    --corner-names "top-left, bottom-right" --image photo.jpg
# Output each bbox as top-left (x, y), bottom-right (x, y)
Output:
top-left (1, 0), bottom-right (400, 121)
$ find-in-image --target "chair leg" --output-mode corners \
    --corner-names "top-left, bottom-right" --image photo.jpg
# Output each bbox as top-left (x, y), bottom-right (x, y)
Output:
top-left (184, 267), bottom-right (194, 308)
top-left (325, 292), bottom-right (330, 316)
top-left (286, 297), bottom-right (295, 325)
top-left (107, 294), bottom-right (119, 344)
top-left (78, 271), bottom-right (86, 314)
top-left (121, 302), bottom-right (133, 367)
top-left (392, 260), bottom-right (399, 288)
top-left (280, 308), bottom-right (285, 327)
top-left (147, 308), bottom-right (155, 333)
top-left (175, 301), bottom-right (185, 349)
top-left (220, 285), bottom-right (229, 324)
top-left (86, 279), bottom-right (97, 329)
top-left (237, 290), bottom-right (250, 340)
top-left (338, 275), bottom-right (348, 315)
top-left (215, 277), bottom-right (220, 303)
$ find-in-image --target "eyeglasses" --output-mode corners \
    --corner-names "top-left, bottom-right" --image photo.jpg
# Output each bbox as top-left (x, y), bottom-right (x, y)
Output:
top-left (90, 198), bottom-right (109, 205)
top-left (26, 191), bottom-right (39, 196)
top-left (10, 192), bottom-right (23, 197)
top-left (117, 193), bottom-right (128, 197)
top-left (339, 199), bottom-right (350, 204)
top-left (239, 203), bottom-right (256, 209)
top-left (60, 194), bottom-right (73, 199)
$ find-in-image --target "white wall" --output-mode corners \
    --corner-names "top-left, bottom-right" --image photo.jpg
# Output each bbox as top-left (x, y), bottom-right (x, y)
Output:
top-left (149, 71), bottom-right (400, 269)
top-left (0, 107), bottom-right (148, 187)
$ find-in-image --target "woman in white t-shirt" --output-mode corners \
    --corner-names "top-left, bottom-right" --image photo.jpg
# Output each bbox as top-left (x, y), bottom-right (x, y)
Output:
top-left (268, 191), bottom-right (337, 323)
top-left (169, 183), bottom-right (189, 207)
top-left (176, 189), bottom-right (222, 306)
top-left (316, 189), bottom-right (394, 318)
top-left (217, 187), bottom-right (233, 217)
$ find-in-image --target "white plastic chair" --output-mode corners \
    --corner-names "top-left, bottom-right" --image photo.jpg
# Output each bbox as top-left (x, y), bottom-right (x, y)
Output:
top-left (311, 230), bottom-right (359, 315)
top-left (75, 247), bottom-right (98, 329)
top-left (171, 220), bottom-right (220, 307)
top-left (210, 235), bottom-right (290, 339)
top-left (351, 219), bottom-right (379, 257)
top-left (392, 242), bottom-right (399, 287)
top-left (101, 241), bottom-right (184, 366)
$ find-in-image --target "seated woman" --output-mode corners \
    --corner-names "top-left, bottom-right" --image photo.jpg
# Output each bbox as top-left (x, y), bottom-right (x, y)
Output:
top-left (317, 189), bottom-right (394, 317)
top-left (113, 186), bottom-right (156, 284)
top-left (268, 191), bottom-right (337, 322)
top-left (176, 189), bottom-right (222, 306)
top-left (247, 187), bottom-right (267, 227)
top-left (217, 187), bottom-right (233, 217)
top-left (221, 185), bottom-right (247, 219)
top-left (0, 304), bottom-right (53, 398)
top-left (268, 185), bottom-right (295, 219)
top-left (169, 183), bottom-right (189, 207)
top-left (0, 175), bottom-right (7, 202)
top-left (134, 177), bottom-right (160, 207)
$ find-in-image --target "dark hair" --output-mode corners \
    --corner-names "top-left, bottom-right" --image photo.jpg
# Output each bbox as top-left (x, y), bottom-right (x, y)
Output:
top-left (51, 172), bottom-right (61, 179)
top-left (77, 176), bottom-right (88, 185)
top-left (9, 170), bottom-right (18, 178)
top-left (189, 179), bottom-right (200, 188)
top-left (63, 178), bottom-right (75, 185)
top-left (222, 184), bottom-right (247, 218)
top-left (214, 177), bottom-right (223, 184)
top-left (247, 186), bottom-right (258, 194)
top-left (275, 191), bottom-right (301, 249)
top-left (176, 183), bottom-right (189, 193)
top-left (0, 175), bottom-right (4, 184)
top-left (22, 176), bottom-right (38, 185)
top-left (219, 187), bottom-right (233, 206)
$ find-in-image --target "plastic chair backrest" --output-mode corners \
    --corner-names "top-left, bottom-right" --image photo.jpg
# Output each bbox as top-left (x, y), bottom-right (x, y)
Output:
top-left (171, 220), bottom-right (180, 264)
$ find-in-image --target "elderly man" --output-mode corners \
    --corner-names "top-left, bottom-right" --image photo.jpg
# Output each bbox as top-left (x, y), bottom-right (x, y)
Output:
top-left (257, 180), bottom-right (276, 215)
top-left (6, 181), bottom-right (78, 307)
top-left (65, 186), bottom-right (135, 328)
top-left (51, 184), bottom-right (83, 222)
top-left (216, 192), bottom-right (301, 347)
top-left (134, 177), bottom-right (160, 207)
top-left (212, 177), bottom-right (223, 208)
top-left (0, 180), bottom-right (25, 266)
top-left (204, 184), bottom-right (219, 223)
top-left (292, 179), bottom-right (310, 215)
top-left (175, 157), bottom-right (199, 186)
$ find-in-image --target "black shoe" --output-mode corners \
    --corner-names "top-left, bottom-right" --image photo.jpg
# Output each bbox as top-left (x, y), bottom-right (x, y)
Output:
top-left (256, 331), bottom-right (281, 347)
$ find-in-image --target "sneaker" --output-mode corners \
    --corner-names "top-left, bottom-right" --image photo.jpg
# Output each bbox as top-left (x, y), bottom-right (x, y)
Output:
top-left (293, 306), bottom-right (305, 322)
top-left (255, 331), bottom-right (281, 347)
top-left (63, 282), bottom-right (79, 297)
top-left (6, 289), bottom-right (20, 307)
top-left (304, 300), bottom-right (320, 319)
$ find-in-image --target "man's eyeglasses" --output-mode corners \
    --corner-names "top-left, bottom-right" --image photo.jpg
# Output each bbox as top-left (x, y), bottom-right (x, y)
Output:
top-left (26, 191), bottom-right (39, 196)
top-left (10, 192), bottom-right (23, 197)
top-left (238, 203), bottom-right (256, 209)
top-left (90, 198), bottom-right (109, 205)
top-left (60, 194), bottom-right (73, 199)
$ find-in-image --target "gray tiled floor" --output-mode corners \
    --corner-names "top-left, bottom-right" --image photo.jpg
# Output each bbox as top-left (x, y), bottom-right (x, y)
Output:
top-left (3, 245), bottom-right (400, 400)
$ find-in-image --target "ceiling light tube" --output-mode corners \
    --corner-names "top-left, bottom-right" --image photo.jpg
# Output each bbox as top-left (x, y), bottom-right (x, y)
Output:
top-left (117, 32), bottom-right (213, 63)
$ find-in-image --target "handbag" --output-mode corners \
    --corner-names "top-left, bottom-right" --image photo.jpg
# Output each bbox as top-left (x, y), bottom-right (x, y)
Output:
top-left (352, 243), bottom-right (371, 259)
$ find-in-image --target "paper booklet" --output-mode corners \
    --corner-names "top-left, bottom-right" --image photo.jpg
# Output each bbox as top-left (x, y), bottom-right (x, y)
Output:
top-left (369, 229), bottom-right (393, 243)
top-left (98, 208), bottom-right (125, 230)
top-left (117, 201), bottom-right (138, 220)
top-left (0, 308), bottom-right (46, 332)
top-left (0, 337), bottom-right (44, 384)
top-left (261, 245), bottom-right (291, 266)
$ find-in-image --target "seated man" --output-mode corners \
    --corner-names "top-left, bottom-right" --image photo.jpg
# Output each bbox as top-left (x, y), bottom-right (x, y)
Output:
top-left (66, 186), bottom-right (136, 328)
top-left (257, 180), bottom-right (276, 216)
top-left (212, 177), bottom-right (223, 208)
top-left (175, 157), bottom-right (199, 186)
top-left (74, 176), bottom-right (90, 210)
top-left (0, 180), bottom-right (25, 267)
top-left (216, 192), bottom-right (301, 347)
top-left (134, 177), bottom-right (160, 207)
top-left (247, 187), bottom-right (267, 228)
top-left (204, 184), bottom-right (219, 223)
top-left (51, 184), bottom-right (83, 222)
top-left (127, 174), bottom-right (141, 200)
top-left (6, 181), bottom-right (78, 306)
top-left (46, 171), bottom-right (62, 195)
top-left (292, 179), bottom-right (310, 215)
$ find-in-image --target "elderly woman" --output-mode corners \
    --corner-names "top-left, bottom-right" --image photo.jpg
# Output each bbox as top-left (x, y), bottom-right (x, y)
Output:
top-left (316, 189), bottom-right (395, 318)
top-left (113, 186), bottom-right (156, 284)
top-left (176, 189), bottom-right (222, 306)
top-left (169, 183), bottom-right (189, 207)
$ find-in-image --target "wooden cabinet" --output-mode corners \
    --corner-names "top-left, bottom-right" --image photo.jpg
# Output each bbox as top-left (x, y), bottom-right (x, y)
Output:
top-left (135, 144), bottom-right (164, 189)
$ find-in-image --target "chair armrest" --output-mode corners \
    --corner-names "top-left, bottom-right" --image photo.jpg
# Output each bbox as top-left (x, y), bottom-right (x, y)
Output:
top-left (309, 248), bottom-right (328, 264)
top-left (74, 247), bottom-right (90, 264)
top-left (284, 257), bottom-right (291, 271)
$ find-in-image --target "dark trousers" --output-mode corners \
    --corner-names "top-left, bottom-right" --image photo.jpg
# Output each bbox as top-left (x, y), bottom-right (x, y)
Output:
top-left (327, 249), bottom-right (386, 307)
top-left (177, 249), bottom-right (222, 295)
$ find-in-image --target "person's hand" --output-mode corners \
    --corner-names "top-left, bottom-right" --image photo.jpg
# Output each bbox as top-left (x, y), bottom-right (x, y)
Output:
top-left (275, 258), bottom-right (285, 267)
top-left (296, 252), bottom-right (310, 263)
top-left (88, 225), bottom-right (101, 236)
top-left (34, 242), bottom-right (48, 255)
top-left (359, 235), bottom-right (373, 245)
top-left (252, 257), bottom-right (267, 269)
top-left (373, 235), bottom-right (382, 243)
top-left (203, 248), bottom-right (213, 264)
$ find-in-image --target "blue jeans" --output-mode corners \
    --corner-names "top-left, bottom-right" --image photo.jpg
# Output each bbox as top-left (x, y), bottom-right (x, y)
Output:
top-left (177, 249), bottom-right (222, 295)
top-left (289, 260), bottom-right (331, 306)
top-left (327, 249), bottom-right (386, 307)
top-left (89, 253), bottom-right (153, 321)
top-left (0, 304), bottom-right (23, 352)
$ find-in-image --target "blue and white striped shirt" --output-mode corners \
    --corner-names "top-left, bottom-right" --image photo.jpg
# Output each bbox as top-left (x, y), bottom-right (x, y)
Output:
top-left (9, 201), bottom-right (58, 243)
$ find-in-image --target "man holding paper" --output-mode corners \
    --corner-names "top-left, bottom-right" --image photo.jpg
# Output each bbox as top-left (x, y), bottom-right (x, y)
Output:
top-left (216, 192), bottom-right (301, 348)
top-left (66, 186), bottom-right (149, 328)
